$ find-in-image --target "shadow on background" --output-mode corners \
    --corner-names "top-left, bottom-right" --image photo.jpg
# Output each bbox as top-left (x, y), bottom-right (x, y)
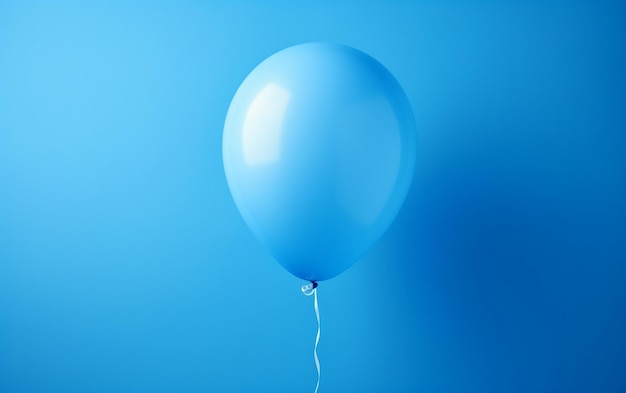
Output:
top-left (382, 93), bottom-right (626, 391)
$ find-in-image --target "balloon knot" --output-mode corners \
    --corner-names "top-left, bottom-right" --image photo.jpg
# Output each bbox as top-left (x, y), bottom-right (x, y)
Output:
top-left (301, 281), bottom-right (318, 296)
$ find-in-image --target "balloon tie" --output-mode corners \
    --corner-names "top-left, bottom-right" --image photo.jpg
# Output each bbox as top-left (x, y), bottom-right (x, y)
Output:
top-left (301, 281), bottom-right (320, 393)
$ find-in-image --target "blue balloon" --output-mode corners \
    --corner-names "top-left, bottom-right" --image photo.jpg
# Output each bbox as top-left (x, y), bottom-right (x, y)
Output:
top-left (223, 43), bottom-right (416, 282)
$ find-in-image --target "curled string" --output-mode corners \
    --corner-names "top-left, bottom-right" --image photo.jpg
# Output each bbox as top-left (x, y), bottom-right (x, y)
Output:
top-left (301, 282), bottom-right (320, 393)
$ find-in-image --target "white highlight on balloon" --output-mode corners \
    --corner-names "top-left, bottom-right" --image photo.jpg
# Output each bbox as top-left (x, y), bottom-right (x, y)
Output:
top-left (242, 83), bottom-right (291, 166)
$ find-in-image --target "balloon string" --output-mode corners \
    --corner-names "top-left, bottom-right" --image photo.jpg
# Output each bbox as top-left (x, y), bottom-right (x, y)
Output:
top-left (302, 282), bottom-right (320, 393)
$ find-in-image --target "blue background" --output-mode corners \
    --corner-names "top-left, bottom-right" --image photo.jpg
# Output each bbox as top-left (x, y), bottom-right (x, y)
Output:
top-left (1, 1), bottom-right (625, 392)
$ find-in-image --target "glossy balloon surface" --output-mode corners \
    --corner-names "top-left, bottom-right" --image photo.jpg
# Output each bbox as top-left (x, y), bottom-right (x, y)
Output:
top-left (223, 43), bottom-right (416, 281)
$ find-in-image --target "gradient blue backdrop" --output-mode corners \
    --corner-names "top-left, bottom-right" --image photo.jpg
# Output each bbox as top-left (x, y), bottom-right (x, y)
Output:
top-left (1, 1), bottom-right (625, 392)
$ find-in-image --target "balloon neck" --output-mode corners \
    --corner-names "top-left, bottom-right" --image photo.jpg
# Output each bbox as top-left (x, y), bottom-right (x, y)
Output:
top-left (301, 281), bottom-right (318, 296)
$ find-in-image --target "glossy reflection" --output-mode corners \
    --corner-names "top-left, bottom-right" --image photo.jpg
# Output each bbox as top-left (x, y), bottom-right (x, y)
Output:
top-left (223, 43), bottom-right (416, 281)
top-left (242, 83), bottom-right (290, 166)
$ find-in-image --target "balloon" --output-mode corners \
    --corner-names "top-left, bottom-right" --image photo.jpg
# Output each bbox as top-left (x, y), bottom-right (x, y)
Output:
top-left (223, 43), bottom-right (416, 282)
